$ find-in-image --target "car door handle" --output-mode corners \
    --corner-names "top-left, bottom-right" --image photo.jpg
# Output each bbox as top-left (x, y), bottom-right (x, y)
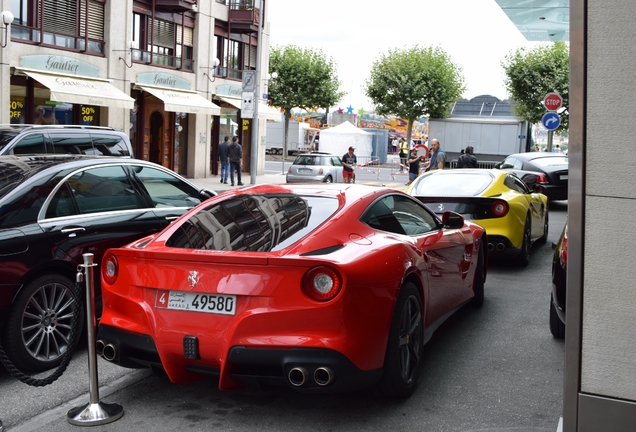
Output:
top-left (61, 227), bottom-right (85, 236)
top-left (165, 215), bottom-right (180, 221)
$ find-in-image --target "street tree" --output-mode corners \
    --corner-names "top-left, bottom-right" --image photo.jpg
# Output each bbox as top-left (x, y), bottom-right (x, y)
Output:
top-left (502, 42), bottom-right (569, 132)
top-left (365, 45), bottom-right (465, 144)
top-left (268, 45), bottom-right (344, 158)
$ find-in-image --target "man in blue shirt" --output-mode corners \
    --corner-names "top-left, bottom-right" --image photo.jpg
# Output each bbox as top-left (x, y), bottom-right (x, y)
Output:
top-left (425, 138), bottom-right (447, 171)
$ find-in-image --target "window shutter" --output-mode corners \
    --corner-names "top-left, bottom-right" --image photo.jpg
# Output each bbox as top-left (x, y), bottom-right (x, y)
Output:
top-left (153, 19), bottom-right (175, 48)
top-left (80, 0), bottom-right (105, 40)
top-left (244, 44), bottom-right (257, 69)
top-left (176, 25), bottom-right (193, 47)
top-left (43, 0), bottom-right (77, 36)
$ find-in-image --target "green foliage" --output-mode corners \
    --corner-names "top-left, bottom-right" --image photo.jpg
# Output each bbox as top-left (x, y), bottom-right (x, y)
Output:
top-left (502, 42), bottom-right (569, 131)
top-left (268, 45), bottom-right (344, 114)
top-left (268, 45), bottom-right (344, 156)
top-left (364, 45), bottom-right (465, 141)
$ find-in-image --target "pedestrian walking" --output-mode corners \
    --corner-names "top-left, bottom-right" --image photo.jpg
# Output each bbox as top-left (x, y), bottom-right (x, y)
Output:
top-left (457, 146), bottom-right (478, 168)
top-left (218, 136), bottom-right (230, 184)
top-left (391, 136), bottom-right (399, 154)
top-left (341, 146), bottom-right (357, 184)
top-left (228, 136), bottom-right (244, 186)
top-left (425, 138), bottom-right (447, 171)
top-left (399, 138), bottom-right (409, 169)
top-left (406, 148), bottom-right (424, 186)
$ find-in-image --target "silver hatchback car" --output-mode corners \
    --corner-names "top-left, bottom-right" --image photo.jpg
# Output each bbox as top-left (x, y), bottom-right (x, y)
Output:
top-left (286, 153), bottom-right (344, 183)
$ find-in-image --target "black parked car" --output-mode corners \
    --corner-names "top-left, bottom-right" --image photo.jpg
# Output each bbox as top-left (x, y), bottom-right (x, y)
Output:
top-left (550, 222), bottom-right (568, 338)
top-left (495, 152), bottom-right (568, 201)
top-left (0, 155), bottom-right (215, 371)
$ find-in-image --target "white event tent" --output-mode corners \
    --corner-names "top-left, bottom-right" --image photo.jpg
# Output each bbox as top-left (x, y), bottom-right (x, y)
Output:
top-left (319, 121), bottom-right (373, 157)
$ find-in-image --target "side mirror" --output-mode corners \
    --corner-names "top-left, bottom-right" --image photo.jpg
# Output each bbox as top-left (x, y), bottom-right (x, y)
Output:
top-left (494, 162), bottom-right (502, 169)
top-left (441, 211), bottom-right (464, 229)
top-left (199, 189), bottom-right (217, 200)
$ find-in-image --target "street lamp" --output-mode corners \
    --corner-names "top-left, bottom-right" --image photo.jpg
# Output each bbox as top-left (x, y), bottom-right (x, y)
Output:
top-left (1, 10), bottom-right (14, 48)
top-left (203, 58), bottom-right (221, 83)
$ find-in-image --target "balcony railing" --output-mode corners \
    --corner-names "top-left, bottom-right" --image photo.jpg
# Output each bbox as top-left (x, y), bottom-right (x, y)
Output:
top-left (228, 1), bottom-right (260, 32)
top-left (132, 49), bottom-right (193, 71)
top-left (11, 25), bottom-right (104, 54)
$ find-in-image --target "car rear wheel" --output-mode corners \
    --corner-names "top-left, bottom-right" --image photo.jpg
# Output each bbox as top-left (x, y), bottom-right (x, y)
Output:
top-left (516, 216), bottom-right (531, 267)
top-left (471, 242), bottom-right (485, 307)
top-left (550, 295), bottom-right (565, 339)
top-left (2, 274), bottom-right (83, 372)
top-left (377, 282), bottom-right (423, 398)
top-left (324, 175), bottom-right (333, 183)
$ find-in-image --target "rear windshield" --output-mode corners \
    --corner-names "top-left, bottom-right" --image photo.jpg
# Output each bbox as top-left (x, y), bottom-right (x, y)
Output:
top-left (292, 155), bottom-right (327, 166)
top-left (166, 194), bottom-right (340, 252)
top-left (0, 159), bottom-right (29, 197)
top-left (531, 156), bottom-right (568, 167)
top-left (413, 172), bottom-right (494, 197)
top-left (0, 131), bottom-right (19, 153)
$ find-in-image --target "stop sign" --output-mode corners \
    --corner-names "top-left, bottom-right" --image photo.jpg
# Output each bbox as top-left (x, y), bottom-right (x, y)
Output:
top-left (543, 93), bottom-right (563, 111)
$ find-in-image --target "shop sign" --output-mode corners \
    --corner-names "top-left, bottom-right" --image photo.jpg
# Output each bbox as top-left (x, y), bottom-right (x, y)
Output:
top-left (136, 72), bottom-right (191, 90)
top-left (20, 55), bottom-right (100, 78)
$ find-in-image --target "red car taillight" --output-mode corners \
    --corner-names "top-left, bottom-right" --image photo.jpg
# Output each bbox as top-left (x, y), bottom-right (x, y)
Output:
top-left (535, 173), bottom-right (549, 184)
top-left (287, 167), bottom-right (292, 174)
top-left (103, 253), bottom-right (119, 285)
top-left (491, 200), bottom-right (509, 217)
top-left (319, 168), bottom-right (324, 174)
top-left (302, 266), bottom-right (342, 302)
top-left (560, 229), bottom-right (568, 267)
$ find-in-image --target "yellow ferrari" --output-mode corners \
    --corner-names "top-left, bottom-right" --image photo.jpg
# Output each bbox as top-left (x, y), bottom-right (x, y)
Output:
top-left (405, 168), bottom-right (549, 266)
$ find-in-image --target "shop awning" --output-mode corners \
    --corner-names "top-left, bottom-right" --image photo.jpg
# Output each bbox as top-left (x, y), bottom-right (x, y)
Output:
top-left (20, 70), bottom-right (135, 109)
top-left (217, 96), bottom-right (281, 121)
top-left (137, 85), bottom-right (220, 116)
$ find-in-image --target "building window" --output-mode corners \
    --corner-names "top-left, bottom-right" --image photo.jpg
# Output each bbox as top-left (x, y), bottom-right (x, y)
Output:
top-left (11, 0), bottom-right (105, 54)
top-left (214, 32), bottom-right (258, 81)
top-left (131, 10), bottom-right (194, 71)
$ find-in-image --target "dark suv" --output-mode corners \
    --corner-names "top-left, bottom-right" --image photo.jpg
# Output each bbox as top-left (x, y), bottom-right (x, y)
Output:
top-left (0, 125), bottom-right (134, 157)
top-left (0, 155), bottom-right (215, 371)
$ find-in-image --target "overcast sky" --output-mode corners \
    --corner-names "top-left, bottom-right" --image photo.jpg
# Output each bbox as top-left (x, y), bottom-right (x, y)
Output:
top-left (267, 0), bottom-right (543, 111)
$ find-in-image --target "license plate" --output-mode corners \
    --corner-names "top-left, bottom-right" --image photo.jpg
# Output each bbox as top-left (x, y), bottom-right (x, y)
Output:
top-left (298, 168), bottom-right (312, 173)
top-left (155, 290), bottom-right (236, 315)
top-left (560, 174), bottom-right (568, 180)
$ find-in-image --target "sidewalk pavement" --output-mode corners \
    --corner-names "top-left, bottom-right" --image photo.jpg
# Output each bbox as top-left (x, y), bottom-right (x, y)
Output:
top-left (190, 172), bottom-right (288, 193)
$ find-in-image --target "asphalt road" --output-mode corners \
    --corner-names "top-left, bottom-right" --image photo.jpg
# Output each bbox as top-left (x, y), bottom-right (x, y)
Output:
top-left (0, 198), bottom-right (567, 432)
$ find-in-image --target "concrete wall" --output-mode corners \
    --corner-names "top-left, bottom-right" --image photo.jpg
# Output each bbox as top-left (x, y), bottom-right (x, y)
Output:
top-left (580, 0), bottom-right (636, 402)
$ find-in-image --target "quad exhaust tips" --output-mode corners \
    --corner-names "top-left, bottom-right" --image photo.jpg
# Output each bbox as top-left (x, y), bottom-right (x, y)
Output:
top-left (288, 366), bottom-right (335, 387)
top-left (313, 367), bottom-right (334, 386)
top-left (95, 339), bottom-right (117, 361)
top-left (288, 367), bottom-right (308, 386)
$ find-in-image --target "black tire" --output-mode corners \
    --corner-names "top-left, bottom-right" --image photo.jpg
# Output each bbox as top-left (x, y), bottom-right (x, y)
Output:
top-left (516, 216), bottom-right (531, 267)
top-left (549, 295), bottom-right (565, 339)
top-left (377, 282), bottom-right (423, 398)
top-left (538, 210), bottom-right (549, 245)
top-left (2, 274), bottom-right (83, 372)
top-left (324, 175), bottom-right (333, 183)
top-left (471, 242), bottom-right (485, 307)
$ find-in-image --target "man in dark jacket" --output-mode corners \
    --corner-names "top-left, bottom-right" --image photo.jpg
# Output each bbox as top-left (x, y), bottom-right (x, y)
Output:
top-left (228, 136), bottom-right (244, 186)
top-left (218, 136), bottom-right (230, 184)
top-left (457, 146), bottom-right (478, 168)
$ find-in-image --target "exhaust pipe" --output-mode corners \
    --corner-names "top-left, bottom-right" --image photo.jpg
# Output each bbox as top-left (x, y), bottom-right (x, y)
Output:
top-left (102, 343), bottom-right (117, 361)
top-left (496, 243), bottom-right (506, 252)
top-left (288, 367), bottom-right (308, 387)
top-left (313, 367), bottom-right (334, 386)
top-left (95, 340), bottom-right (105, 357)
top-left (487, 243), bottom-right (494, 252)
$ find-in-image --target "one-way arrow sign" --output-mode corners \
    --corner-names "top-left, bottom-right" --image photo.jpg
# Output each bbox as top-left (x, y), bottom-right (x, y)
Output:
top-left (542, 112), bottom-right (561, 131)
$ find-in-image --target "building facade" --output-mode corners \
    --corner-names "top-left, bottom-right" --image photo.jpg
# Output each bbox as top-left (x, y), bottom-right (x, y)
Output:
top-left (0, 0), bottom-right (275, 178)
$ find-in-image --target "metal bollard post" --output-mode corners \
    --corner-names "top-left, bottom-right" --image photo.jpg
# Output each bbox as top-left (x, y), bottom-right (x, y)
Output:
top-left (67, 253), bottom-right (124, 426)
